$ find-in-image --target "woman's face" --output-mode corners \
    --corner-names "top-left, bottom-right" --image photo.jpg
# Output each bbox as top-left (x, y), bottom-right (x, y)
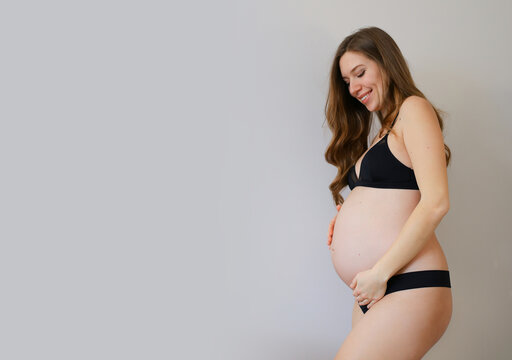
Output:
top-left (339, 51), bottom-right (388, 112)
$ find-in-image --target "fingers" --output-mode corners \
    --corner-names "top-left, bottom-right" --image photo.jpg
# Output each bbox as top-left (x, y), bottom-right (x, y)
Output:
top-left (355, 295), bottom-right (374, 307)
top-left (354, 293), bottom-right (366, 304)
top-left (327, 205), bottom-right (341, 246)
top-left (358, 298), bottom-right (370, 306)
top-left (367, 299), bottom-right (377, 309)
top-left (327, 219), bottom-right (335, 245)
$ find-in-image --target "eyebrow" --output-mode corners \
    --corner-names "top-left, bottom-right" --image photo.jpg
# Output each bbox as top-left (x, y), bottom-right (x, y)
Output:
top-left (341, 64), bottom-right (364, 81)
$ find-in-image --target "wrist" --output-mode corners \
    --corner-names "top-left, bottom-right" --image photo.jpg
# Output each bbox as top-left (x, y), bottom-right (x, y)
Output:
top-left (372, 264), bottom-right (393, 282)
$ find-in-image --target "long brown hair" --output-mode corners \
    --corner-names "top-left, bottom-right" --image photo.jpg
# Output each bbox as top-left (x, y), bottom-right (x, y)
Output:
top-left (324, 26), bottom-right (451, 206)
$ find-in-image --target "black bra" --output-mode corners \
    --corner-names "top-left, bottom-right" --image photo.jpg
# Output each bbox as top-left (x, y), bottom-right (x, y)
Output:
top-left (347, 113), bottom-right (419, 190)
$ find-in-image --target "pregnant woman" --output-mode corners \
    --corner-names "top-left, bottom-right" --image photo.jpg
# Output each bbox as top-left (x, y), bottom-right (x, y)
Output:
top-left (324, 27), bottom-right (453, 359)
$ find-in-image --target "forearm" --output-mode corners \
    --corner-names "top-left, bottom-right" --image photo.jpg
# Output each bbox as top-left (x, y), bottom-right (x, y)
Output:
top-left (372, 199), bottom-right (449, 281)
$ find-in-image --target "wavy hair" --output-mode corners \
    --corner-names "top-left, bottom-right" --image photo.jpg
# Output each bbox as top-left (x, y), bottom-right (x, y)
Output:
top-left (324, 26), bottom-right (451, 206)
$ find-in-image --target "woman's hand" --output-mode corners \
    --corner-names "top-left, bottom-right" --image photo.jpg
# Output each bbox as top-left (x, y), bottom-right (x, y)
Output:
top-left (349, 268), bottom-right (387, 309)
top-left (327, 204), bottom-right (341, 249)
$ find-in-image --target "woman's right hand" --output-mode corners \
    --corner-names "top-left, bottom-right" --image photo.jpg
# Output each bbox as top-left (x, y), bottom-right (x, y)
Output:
top-left (327, 204), bottom-right (342, 247)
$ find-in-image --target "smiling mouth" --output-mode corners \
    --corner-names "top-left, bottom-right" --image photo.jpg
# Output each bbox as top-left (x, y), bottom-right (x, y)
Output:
top-left (360, 90), bottom-right (372, 103)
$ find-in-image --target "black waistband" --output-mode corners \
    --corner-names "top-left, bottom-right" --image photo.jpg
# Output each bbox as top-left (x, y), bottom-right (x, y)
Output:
top-left (359, 270), bottom-right (451, 314)
top-left (385, 270), bottom-right (451, 295)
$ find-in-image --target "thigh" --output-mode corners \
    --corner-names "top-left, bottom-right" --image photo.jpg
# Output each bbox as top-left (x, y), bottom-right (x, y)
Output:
top-left (351, 299), bottom-right (364, 329)
top-left (336, 287), bottom-right (453, 360)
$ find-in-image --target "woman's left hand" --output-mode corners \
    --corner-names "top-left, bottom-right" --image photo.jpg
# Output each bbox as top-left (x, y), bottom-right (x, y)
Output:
top-left (349, 268), bottom-right (388, 309)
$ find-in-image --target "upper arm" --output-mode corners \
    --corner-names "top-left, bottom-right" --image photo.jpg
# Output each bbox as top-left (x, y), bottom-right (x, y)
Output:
top-left (401, 96), bottom-right (449, 211)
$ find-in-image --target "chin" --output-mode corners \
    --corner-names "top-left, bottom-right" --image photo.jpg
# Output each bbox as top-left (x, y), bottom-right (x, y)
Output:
top-left (366, 104), bottom-right (377, 112)
top-left (369, 102), bottom-right (382, 112)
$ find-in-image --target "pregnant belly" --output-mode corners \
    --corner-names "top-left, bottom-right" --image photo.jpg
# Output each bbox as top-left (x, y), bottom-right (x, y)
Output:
top-left (330, 187), bottom-right (428, 286)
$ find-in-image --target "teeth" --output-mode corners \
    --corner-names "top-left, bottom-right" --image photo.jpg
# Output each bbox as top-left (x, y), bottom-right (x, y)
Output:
top-left (361, 91), bottom-right (371, 101)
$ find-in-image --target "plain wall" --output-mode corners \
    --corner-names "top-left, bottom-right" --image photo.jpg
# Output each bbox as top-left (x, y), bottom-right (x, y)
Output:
top-left (1, 0), bottom-right (511, 359)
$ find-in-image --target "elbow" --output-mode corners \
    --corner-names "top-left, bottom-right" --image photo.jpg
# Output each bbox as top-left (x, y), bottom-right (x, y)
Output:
top-left (437, 192), bottom-right (450, 215)
top-left (420, 197), bottom-right (450, 217)
top-left (436, 201), bottom-right (450, 216)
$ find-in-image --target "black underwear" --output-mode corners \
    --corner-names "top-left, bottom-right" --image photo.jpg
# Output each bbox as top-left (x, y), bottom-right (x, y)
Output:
top-left (359, 270), bottom-right (451, 314)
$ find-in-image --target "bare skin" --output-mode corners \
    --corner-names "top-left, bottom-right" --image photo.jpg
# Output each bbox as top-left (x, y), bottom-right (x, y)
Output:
top-left (338, 289), bottom-right (452, 359)
top-left (327, 51), bottom-right (453, 358)
top-left (326, 114), bottom-right (452, 359)
top-left (329, 124), bottom-right (450, 286)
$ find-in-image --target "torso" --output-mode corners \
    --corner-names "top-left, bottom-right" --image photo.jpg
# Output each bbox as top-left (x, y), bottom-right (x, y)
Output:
top-left (330, 116), bottom-right (449, 286)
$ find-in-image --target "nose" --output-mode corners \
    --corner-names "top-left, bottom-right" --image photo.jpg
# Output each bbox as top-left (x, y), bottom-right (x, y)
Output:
top-left (349, 79), bottom-right (362, 98)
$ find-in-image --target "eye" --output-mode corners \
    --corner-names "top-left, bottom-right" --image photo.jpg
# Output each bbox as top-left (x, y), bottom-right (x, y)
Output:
top-left (345, 70), bottom-right (365, 87)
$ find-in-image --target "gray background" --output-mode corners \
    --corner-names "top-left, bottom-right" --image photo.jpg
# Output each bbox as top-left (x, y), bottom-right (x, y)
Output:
top-left (1, 0), bottom-right (511, 359)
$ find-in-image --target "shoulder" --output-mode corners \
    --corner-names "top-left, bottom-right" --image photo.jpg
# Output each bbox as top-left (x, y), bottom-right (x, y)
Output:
top-left (398, 96), bottom-right (449, 206)
top-left (398, 96), bottom-right (438, 128)
top-left (398, 96), bottom-right (443, 147)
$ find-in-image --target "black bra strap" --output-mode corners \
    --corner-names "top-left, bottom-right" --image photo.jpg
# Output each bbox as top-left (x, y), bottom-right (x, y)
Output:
top-left (386, 112), bottom-right (399, 135)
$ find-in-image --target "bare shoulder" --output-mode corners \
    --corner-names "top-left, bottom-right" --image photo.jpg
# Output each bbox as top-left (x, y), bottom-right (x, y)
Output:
top-left (398, 95), bottom-right (438, 129)
top-left (398, 96), bottom-right (448, 204)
